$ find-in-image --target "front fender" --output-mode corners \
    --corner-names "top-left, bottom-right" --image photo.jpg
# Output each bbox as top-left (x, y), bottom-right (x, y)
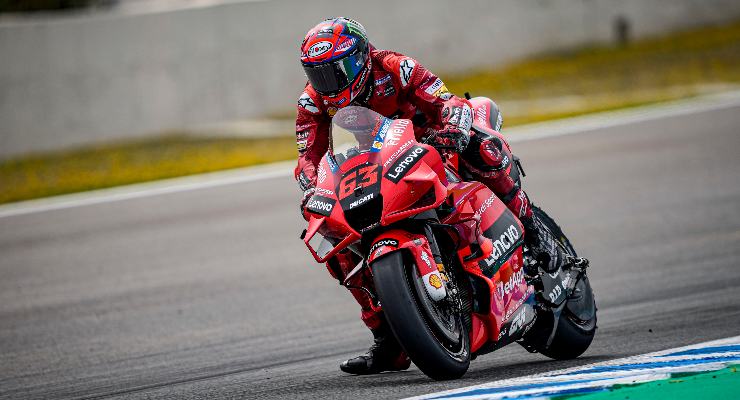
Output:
top-left (368, 230), bottom-right (447, 301)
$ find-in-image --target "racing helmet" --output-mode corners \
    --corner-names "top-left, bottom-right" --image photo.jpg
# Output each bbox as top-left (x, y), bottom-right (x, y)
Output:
top-left (300, 17), bottom-right (371, 108)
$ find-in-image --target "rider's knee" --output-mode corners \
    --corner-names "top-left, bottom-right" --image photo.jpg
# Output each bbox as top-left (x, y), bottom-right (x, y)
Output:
top-left (462, 133), bottom-right (511, 173)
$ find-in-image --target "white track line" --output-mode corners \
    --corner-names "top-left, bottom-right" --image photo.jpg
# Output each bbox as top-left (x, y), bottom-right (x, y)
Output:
top-left (0, 161), bottom-right (294, 218)
top-left (403, 335), bottom-right (740, 400)
top-left (2, 91), bottom-right (740, 219)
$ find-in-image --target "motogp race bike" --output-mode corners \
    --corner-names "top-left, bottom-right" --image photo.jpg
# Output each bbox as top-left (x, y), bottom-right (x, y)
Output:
top-left (301, 103), bottom-right (596, 380)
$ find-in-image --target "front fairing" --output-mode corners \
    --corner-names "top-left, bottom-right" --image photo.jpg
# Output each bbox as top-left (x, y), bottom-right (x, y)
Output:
top-left (303, 107), bottom-right (447, 262)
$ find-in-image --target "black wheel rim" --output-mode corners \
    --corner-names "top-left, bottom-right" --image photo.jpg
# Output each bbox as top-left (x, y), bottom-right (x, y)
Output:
top-left (409, 265), bottom-right (461, 344)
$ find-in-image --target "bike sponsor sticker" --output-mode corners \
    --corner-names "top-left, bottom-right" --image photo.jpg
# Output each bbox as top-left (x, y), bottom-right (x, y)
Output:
top-left (383, 140), bottom-right (413, 168)
top-left (476, 104), bottom-right (488, 127)
top-left (428, 273), bottom-right (443, 289)
top-left (373, 119), bottom-right (408, 151)
top-left (305, 195), bottom-right (336, 217)
top-left (317, 165), bottom-right (327, 184)
top-left (508, 307), bottom-right (527, 337)
top-left (349, 192), bottom-right (374, 209)
top-left (314, 186), bottom-right (333, 197)
top-left (422, 270), bottom-right (447, 301)
top-left (496, 267), bottom-right (525, 299)
top-left (370, 119), bottom-right (393, 152)
top-left (369, 238), bottom-right (399, 255)
top-left (491, 225), bottom-right (521, 262)
top-left (475, 194), bottom-right (497, 219)
top-left (384, 145), bottom-right (428, 183)
top-left (399, 58), bottom-right (415, 88)
top-left (420, 249), bottom-right (432, 268)
top-left (386, 119), bottom-right (408, 146)
top-left (326, 153), bottom-right (339, 172)
top-left (307, 41), bottom-right (333, 58)
top-left (479, 211), bottom-right (524, 276)
top-left (337, 164), bottom-right (380, 200)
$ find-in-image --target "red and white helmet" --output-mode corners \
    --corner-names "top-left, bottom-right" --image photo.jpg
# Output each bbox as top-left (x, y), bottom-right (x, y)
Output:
top-left (300, 17), bottom-right (372, 108)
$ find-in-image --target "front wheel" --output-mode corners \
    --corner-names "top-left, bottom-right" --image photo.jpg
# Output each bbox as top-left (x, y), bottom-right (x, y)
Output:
top-left (371, 251), bottom-right (470, 380)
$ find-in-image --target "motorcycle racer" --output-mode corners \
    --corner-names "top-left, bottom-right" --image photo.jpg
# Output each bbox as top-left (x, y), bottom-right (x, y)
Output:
top-left (295, 17), bottom-right (566, 375)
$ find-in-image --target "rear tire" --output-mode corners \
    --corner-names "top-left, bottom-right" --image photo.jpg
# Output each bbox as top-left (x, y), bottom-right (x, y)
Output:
top-left (371, 251), bottom-right (470, 380)
top-left (529, 206), bottom-right (597, 360)
top-left (537, 274), bottom-right (597, 359)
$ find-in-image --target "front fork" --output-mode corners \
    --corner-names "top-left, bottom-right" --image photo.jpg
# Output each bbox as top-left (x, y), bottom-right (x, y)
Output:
top-left (363, 223), bottom-right (455, 306)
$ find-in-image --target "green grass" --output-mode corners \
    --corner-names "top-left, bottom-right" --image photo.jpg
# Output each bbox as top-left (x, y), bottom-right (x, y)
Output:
top-left (2, 20), bottom-right (740, 205)
top-left (445, 21), bottom-right (740, 98)
top-left (554, 365), bottom-right (740, 400)
top-left (443, 20), bottom-right (740, 123)
top-left (0, 135), bottom-right (298, 204)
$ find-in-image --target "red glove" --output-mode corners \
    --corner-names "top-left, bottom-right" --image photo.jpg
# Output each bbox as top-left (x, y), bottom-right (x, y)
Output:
top-left (300, 187), bottom-right (316, 212)
top-left (433, 100), bottom-right (473, 152)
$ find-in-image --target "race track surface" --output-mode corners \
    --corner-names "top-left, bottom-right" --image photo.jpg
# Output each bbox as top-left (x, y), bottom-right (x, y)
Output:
top-left (1, 105), bottom-right (739, 399)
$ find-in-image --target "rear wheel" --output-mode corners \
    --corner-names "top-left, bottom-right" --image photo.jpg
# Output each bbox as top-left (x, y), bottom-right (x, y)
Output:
top-left (528, 206), bottom-right (597, 359)
top-left (371, 251), bottom-right (470, 380)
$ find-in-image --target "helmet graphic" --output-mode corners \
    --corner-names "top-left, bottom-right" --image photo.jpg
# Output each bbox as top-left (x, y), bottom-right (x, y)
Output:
top-left (300, 17), bottom-right (371, 108)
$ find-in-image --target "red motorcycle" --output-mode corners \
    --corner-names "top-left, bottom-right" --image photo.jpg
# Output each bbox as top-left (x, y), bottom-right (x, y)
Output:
top-left (301, 102), bottom-right (596, 380)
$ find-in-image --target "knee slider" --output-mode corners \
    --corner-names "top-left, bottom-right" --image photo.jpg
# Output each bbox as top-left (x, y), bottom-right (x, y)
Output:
top-left (462, 134), bottom-right (510, 173)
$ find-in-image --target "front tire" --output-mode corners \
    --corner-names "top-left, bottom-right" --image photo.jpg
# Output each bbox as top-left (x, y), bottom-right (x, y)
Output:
top-left (371, 251), bottom-right (470, 380)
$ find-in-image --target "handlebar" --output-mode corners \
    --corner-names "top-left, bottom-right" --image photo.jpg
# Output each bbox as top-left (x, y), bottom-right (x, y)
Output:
top-left (421, 131), bottom-right (460, 152)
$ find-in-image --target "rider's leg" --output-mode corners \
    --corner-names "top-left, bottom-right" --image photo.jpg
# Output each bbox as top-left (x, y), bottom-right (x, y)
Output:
top-left (460, 131), bottom-right (566, 273)
top-left (325, 251), bottom-right (411, 374)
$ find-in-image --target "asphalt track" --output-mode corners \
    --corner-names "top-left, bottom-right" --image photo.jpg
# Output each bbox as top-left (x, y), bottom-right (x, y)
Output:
top-left (1, 103), bottom-right (740, 400)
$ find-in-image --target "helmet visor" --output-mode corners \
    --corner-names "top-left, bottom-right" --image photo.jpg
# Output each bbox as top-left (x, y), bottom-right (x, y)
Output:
top-left (303, 50), bottom-right (368, 96)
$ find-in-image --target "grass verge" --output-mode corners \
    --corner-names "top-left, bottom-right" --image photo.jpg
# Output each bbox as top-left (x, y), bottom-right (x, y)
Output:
top-left (0, 135), bottom-right (298, 204)
top-left (2, 20), bottom-right (740, 205)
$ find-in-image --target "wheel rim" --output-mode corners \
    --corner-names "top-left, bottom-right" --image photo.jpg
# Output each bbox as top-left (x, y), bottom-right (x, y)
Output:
top-left (410, 266), bottom-right (461, 345)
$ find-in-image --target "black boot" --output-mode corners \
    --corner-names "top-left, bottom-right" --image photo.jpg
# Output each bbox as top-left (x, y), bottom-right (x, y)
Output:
top-left (522, 214), bottom-right (566, 273)
top-left (340, 325), bottom-right (411, 375)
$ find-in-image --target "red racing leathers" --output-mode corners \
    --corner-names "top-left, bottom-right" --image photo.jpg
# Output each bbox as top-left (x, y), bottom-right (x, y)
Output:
top-left (294, 49), bottom-right (532, 330)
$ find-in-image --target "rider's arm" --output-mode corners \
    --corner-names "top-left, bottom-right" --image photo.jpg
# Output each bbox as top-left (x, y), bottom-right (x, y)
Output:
top-left (294, 89), bottom-right (331, 191)
top-left (378, 51), bottom-right (471, 132)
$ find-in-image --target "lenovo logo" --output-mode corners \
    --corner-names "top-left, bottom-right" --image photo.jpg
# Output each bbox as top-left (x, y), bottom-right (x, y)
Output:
top-left (384, 145), bottom-right (428, 183)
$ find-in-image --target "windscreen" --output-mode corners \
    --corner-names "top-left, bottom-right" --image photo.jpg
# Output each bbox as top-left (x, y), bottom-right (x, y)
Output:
top-left (330, 106), bottom-right (392, 164)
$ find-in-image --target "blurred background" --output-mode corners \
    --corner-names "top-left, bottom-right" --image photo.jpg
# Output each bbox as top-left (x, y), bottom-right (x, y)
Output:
top-left (2, 2), bottom-right (740, 399)
top-left (1, 0), bottom-right (739, 204)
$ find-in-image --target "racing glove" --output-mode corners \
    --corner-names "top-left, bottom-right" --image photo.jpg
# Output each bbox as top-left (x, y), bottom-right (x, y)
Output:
top-left (300, 187), bottom-right (316, 213)
top-left (433, 100), bottom-right (473, 153)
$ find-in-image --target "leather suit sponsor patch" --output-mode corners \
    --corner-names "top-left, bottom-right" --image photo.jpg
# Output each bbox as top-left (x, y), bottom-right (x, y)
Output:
top-left (298, 92), bottom-right (319, 114)
top-left (399, 58), bottom-right (415, 88)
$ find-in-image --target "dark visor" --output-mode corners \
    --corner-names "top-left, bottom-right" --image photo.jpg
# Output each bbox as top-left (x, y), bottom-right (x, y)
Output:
top-left (303, 49), bottom-right (368, 96)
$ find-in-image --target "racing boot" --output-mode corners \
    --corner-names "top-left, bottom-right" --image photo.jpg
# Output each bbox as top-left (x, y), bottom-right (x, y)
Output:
top-left (340, 324), bottom-right (411, 375)
top-left (522, 214), bottom-right (567, 274)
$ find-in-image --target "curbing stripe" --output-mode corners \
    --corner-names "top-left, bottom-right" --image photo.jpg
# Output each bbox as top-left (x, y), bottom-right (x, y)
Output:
top-left (404, 336), bottom-right (740, 400)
